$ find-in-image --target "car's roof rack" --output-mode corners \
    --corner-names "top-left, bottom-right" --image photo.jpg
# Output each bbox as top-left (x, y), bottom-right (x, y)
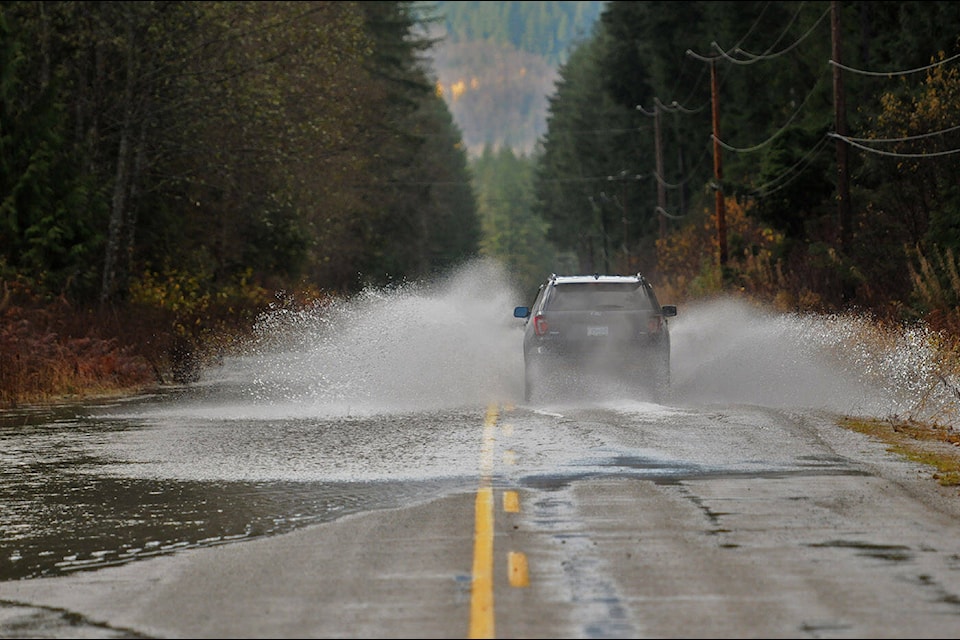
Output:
top-left (548, 272), bottom-right (649, 284)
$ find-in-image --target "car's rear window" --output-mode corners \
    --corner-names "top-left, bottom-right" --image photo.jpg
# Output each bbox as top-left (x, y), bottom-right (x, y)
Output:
top-left (548, 283), bottom-right (652, 311)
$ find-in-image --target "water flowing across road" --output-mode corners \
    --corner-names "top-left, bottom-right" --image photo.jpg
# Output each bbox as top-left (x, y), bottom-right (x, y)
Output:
top-left (1, 259), bottom-right (956, 585)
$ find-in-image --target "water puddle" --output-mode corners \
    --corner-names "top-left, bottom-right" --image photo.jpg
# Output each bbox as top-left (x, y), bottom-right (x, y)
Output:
top-left (2, 259), bottom-right (958, 582)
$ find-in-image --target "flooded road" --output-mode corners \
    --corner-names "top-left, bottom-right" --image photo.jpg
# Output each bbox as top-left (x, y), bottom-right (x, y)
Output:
top-left (4, 397), bottom-right (960, 638)
top-left (2, 260), bottom-right (960, 637)
top-left (2, 262), bottom-right (527, 583)
top-left (0, 390), bottom-right (490, 583)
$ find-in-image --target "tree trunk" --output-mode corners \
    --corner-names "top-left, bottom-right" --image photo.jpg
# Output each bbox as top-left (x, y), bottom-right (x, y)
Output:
top-left (99, 18), bottom-right (136, 305)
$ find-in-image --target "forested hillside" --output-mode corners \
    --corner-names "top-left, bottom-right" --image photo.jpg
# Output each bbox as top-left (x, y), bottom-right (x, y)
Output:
top-left (5, 1), bottom-right (960, 407)
top-left (0, 1), bottom-right (479, 402)
top-left (531, 0), bottom-right (960, 330)
top-left (420, 1), bottom-right (603, 154)
top-left (428, 0), bottom-right (602, 65)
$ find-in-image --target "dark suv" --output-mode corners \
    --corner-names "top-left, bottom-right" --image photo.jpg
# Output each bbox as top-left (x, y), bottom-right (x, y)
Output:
top-left (513, 273), bottom-right (677, 402)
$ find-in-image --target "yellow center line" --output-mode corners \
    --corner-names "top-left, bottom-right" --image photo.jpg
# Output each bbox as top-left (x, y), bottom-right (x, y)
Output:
top-left (503, 490), bottom-right (520, 513)
top-left (508, 551), bottom-right (530, 587)
top-left (469, 404), bottom-right (499, 639)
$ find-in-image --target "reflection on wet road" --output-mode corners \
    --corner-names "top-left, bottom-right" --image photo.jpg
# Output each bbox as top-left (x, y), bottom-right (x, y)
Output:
top-left (4, 261), bottom-right (957, 591)
top-left (0, 390), bottom-right (478, 582)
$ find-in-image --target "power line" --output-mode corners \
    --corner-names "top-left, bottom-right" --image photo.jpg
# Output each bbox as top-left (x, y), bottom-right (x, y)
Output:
top-left (664, 36), bottom-right (712, 111)
top-left (654, 142), bottom-right (712, 191)
top-left (655, 96), bottom-right (706, 115)
top-left (655, 206), bottom-right (687, 220)
top-left (596, 3), bottom-right (960, 238)
top-left (713, 5), bottom-right (831, 65)
top-left (827, 132), bottom-right (960, 158)
top-left (539, 173), bottom-right (649, 184)
top-left (727, 0), bottom-right (775, 53)
top-left (828, 51), bottom-right (960, 77)
top-left (666, 63), bottom-right (712, 115)
top-left (636, 100), bottom-right (714, 191)
top-left (713, 68), bottom-right (830, 154)
top-left (843, 123), bottom-right (960, 143)
top-left (733, 1), bottom-right (812, 59)
top-left (547, 127), bottom-right (648, 135)
top-left (750, 134), bottom-right (832, 198)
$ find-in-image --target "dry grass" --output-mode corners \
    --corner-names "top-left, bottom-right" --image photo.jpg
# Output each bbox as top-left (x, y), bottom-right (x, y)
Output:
top-left (840, 416), bottom-right (960, 488)
top-left (0, 293), bottom-right (159, 407)
top-left (8, 238), bottom-right (960, 501)
top-left (833, 244), bottom-right (960, 490)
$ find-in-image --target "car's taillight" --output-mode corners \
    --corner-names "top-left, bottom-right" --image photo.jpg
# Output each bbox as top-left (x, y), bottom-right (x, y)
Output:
top-left (533, 314), bottom-right (549, 336)
top-left (647, 315), bottom-right (662, 333)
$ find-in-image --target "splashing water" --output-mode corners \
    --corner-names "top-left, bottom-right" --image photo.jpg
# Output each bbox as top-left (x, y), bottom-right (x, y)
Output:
top-left (670, 296), bottom-right (958, 424)
top-left (213, 258), bottom-right (527, 417)
top-left (188, 261), bottom-right (958, 425)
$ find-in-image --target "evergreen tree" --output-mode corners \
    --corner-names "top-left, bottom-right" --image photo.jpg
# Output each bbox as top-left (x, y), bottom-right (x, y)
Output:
top-left (0, 4), bottom-right (102, 297)
top-left (535, 22), bottom-right (652, 276)
top-left (473, 145), bottom-right (554, 299)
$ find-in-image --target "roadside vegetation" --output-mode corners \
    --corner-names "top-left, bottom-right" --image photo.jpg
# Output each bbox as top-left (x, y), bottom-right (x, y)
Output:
top-left (5, 0), bottom-right (960, 503)
top-left (461, 2), bottom-right (960, 482)
top-left (841, 416), bottom-right (960, 487)
top-left (1, 1), bottom-right (478, 405)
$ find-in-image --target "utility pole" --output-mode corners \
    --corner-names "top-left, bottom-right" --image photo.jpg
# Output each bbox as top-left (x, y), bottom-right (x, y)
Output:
top-left (654, 103), bottom-right (667, 240)
top-left (710, 59), bottom-right (728, 267)
top-left (621, 174), bottom-right (630, 272)
top-left (832, 0), bottom-right (851, 257)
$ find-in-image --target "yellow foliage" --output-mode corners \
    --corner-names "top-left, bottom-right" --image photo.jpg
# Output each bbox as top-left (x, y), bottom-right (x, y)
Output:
top-left (127, 267), bottom-right (276, 342)
top-left (655, 196), bottom-right (785, 303)
top-left (128, 269), bottom-right (209, 315)
top-left (871, 51), bottom-right (960, 161)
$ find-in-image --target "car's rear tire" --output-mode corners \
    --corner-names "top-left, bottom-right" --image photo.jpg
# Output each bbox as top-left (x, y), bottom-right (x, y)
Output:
top-left (652, 353), bottom-right (671, 403)
top-left (525, 357), bottom-right (555, 403)
top-left (523, 357), bottom-right (537, 403)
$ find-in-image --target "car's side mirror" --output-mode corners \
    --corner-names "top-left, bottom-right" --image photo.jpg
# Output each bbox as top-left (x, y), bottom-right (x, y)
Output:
top-left (661, 305), bottom-right (677, 317)
top-left (514, 306), bottom-right (530, 319)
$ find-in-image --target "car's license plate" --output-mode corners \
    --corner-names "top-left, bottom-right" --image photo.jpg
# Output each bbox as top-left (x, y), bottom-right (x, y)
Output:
top-left (587, 325), bottom-right (608, 336)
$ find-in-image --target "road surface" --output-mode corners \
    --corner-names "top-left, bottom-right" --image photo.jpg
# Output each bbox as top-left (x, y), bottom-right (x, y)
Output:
top-left (2, 399), bottom-right (960, 638)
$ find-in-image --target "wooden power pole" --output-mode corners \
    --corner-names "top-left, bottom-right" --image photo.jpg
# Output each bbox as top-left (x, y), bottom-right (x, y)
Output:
top-left (710, 59), bottom-right (728, 267)
top-left (832, 0), bottom-right (852, 257)
top-left (654, 104), bottom-right (667, 240)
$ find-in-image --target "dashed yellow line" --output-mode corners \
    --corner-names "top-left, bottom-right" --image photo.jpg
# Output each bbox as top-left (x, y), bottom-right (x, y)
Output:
top-left (471, 406), bottom-right (531, 637)
top-left (508, 551), bottom-right (530, 587)
top-left (503, 491), bottom-right (528, 587)
top-left (503, 490), bottom-right (520, 513)
top-left (469, 404), bottom-right (499, 639)
top-left (470, 486), bottom-right (495, 639)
